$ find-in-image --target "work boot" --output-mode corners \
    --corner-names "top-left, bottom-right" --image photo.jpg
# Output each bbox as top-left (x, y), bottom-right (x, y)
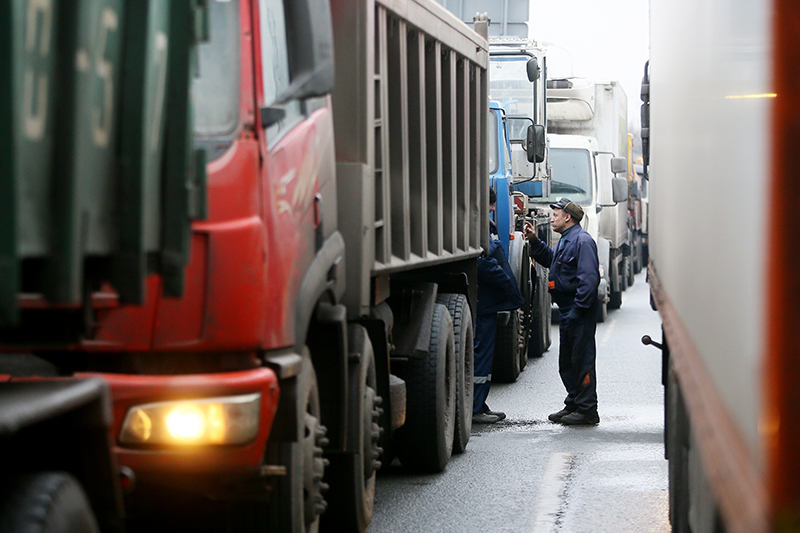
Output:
top-left (560, 411), bottom-right (600, 426)
top-left (472, 412), bottom-right (501, 424)
top-left (483, 409), bottom-right (506, 421)
top-left (548, 408), bottom-right (575, 423)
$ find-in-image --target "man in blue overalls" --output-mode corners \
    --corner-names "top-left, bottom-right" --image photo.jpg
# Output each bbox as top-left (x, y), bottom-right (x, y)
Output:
top-left (524, 198), bottom-right (601, 425)
top-left (473, 188), bottom-right (525, 424)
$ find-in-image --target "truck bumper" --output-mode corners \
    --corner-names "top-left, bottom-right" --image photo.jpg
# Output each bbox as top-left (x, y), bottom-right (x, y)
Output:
top-left (77, 367), bottom-right (280, 500)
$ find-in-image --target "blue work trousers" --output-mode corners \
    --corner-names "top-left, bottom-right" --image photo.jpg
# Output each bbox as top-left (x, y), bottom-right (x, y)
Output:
top-left (558, 304), bottom-right (598, 414)
top-left (473, 312), bottom-right (497, 414)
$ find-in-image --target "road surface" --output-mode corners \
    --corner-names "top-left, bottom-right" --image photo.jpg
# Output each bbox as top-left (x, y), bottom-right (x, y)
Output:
top-left (370, 270), bottom-right (669, 533)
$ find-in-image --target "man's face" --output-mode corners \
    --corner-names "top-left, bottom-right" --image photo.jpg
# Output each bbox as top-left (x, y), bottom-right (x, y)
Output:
top-left (490, 202), bottom-right (496, 213)
top-left (551, 208), bottom-right (571, 233)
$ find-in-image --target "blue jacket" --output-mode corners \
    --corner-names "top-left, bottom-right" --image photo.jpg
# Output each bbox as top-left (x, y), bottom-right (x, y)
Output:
top-left (529, 223), bottom-right (599, 313)
top-left (477, 238), bottom-right (525, 315)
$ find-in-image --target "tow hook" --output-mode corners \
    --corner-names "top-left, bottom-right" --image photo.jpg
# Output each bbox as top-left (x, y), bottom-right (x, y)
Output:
top-left (641, 335), bottom-right (663, 350)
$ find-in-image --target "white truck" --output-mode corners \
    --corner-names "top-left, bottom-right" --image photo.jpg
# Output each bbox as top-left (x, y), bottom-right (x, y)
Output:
top-left (640, 0), bottom-right (800, 530)
top-left (543, 78), bottom-right (629, 318)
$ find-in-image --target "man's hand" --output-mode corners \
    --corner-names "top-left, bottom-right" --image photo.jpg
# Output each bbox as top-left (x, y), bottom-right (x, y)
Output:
top-left (523, 220), bottom-right (538, 241)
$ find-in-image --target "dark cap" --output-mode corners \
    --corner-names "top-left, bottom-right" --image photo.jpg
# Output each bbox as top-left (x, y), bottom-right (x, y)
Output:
top-left (550, 197), bottom-right (584, 222)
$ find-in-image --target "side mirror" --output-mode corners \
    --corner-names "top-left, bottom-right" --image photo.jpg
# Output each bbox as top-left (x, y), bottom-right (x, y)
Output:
top-left (526, 57), bottom-right (540, 82)
top-left (612, 177), bottom-right (628, 204)
top-left (526, 124), bottom-right (546, 163)
top-left (610, 157), bottom-right (627, 175)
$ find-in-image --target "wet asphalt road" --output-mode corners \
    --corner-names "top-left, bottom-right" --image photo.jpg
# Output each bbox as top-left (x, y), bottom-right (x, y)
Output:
top-left (369, 270), bottom-right (670, 533)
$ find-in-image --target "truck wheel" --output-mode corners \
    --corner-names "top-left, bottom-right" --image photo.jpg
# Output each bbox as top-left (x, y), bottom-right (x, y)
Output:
top-left (517, 244), bottom-right (533, 370)
top-left (528, 266), bottom-right (550, 358)
top-left (633, 237), bottom-right (643, 274)
top-left (544, 293), bottom-right (552, 351)
top-left (667, 366), bottom-right (690, 532)
top-left (436, 293), bottom-right (473, 454)
top-left (0, 472), bottom-right (100, 533)
top-left (263, 354), bottom-right (327, 533)
top-left (597, 299), bottom-right (608, 323)
top-left (322, 325), bottom-right (382, 533)
top-left (626, 254), bottom-right (635, 287)
top-left (493, 310), bottom-right (521, 383)
top-left (620, 256), bottom-right (630, 290)
top-left (517, 308), bottom-right (529, 373)
top-left (609, 290), bottom-right (622, 310)
top-left (394, 304), bottom-right (456, 472)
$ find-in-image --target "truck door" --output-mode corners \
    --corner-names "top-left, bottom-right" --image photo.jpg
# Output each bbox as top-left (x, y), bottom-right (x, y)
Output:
top-left (254, 0), bottom-right (336, 348)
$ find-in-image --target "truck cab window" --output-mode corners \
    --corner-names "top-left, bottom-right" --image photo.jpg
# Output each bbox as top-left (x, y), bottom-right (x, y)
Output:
top-left (545, 148), bottom-right (592, 205)
top-left (490, 58), bottom-right (536, 126)
top-left (259, 0), bottom-right (303, 144)
top-left (193, 0), bottom-right (240, 160)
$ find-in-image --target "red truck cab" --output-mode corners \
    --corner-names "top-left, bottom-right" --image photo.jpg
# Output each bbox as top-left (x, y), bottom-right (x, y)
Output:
top-left (72, 0), bottom-right (340, 528)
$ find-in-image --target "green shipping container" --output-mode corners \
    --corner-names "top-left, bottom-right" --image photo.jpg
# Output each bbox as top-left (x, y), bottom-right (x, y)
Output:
top-left (0, 0), bottom-right (207, 327)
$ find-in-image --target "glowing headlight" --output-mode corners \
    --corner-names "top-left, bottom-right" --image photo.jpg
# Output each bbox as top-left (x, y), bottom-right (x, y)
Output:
top-left (119, 393), bottom-right (261, 446)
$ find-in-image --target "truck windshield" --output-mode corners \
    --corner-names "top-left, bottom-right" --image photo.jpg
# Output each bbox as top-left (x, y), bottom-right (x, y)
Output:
top-left (489, 57), bottom-right (534, 132)
top-left (543, 148), bottom-right (592, 205)
top-left (193, 0), bottom-right (240, 141)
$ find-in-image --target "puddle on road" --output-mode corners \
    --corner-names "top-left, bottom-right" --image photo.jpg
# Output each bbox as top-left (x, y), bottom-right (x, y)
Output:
top-left (470, 418), bottom-right (550, 434)
top-left (470, 413), bottom-right (653, 436)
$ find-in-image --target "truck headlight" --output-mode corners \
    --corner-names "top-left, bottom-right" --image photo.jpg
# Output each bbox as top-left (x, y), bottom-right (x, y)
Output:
top-left (119, 393), bottom-right (261, 446)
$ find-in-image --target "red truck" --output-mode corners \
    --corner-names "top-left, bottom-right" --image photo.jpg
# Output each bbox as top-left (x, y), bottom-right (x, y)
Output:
top-left (1, 0), bottom-right (490, 531)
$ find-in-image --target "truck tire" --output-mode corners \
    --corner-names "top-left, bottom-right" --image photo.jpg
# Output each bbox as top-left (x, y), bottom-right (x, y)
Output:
top-left (518, 309), bottom-right (529, 372)
top-left (597, 299), bottom-right (608, 323)
top-left (666, 366), bottom-right (690, 533)
top-left (528, 266), bottom-right (551, 358)
top-left (609, 290), bottom-right (622, 310)
top-left (261, 353), bottom-right (327, 533)
top-left (544, 297), bottom-right (552, 350)
top-left (0, 472), bottom-right (100, 533)
top-left (620, 256), bottom-right (630, 291)
top-left (633, 236), bottom-right (643, 274)
top-left (322, 325), bottom-right (382, 533)
top-left (608, 259), bottom-right (622, 310)
top-left (506, 236), bottom-right (532, 369)
top-left (517, 242), bottom-right (533, 370)
top-left (436, 293), bottom-right (473, 455)
top-left (394, 304), bottom-right (456, 472)
top-left (493, 310), bottom-right (521, 383)
top-left (626, 254), bottom-right (635, 287)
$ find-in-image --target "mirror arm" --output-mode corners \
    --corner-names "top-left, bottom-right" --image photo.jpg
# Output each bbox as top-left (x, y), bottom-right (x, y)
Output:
top-left (261, 105), bottom-right (286, 128)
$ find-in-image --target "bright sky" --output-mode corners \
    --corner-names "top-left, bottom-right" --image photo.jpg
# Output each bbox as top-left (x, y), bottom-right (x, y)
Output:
top-left (527, 0), bottom-right (650, 128)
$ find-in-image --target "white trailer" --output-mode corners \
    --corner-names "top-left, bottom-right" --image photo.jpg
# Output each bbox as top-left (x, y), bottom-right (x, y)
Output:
top-left (641, 0), bottom-right (800, 531)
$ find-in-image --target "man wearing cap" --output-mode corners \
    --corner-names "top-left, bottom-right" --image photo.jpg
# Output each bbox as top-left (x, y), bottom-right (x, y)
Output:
top-left (524, 198), bottom-right (601, 425)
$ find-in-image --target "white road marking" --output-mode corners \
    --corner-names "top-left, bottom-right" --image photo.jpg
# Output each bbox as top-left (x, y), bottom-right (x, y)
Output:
top-left (531, 452), bottom-right (574, 533)
top-left (600, 316), bottom-right (616, 346)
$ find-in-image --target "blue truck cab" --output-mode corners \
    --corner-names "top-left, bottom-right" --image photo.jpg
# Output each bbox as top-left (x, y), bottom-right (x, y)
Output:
top-left (487, 100), bottom-right (553, 381)
top-left (488, 100), bottom-right (516, 256)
